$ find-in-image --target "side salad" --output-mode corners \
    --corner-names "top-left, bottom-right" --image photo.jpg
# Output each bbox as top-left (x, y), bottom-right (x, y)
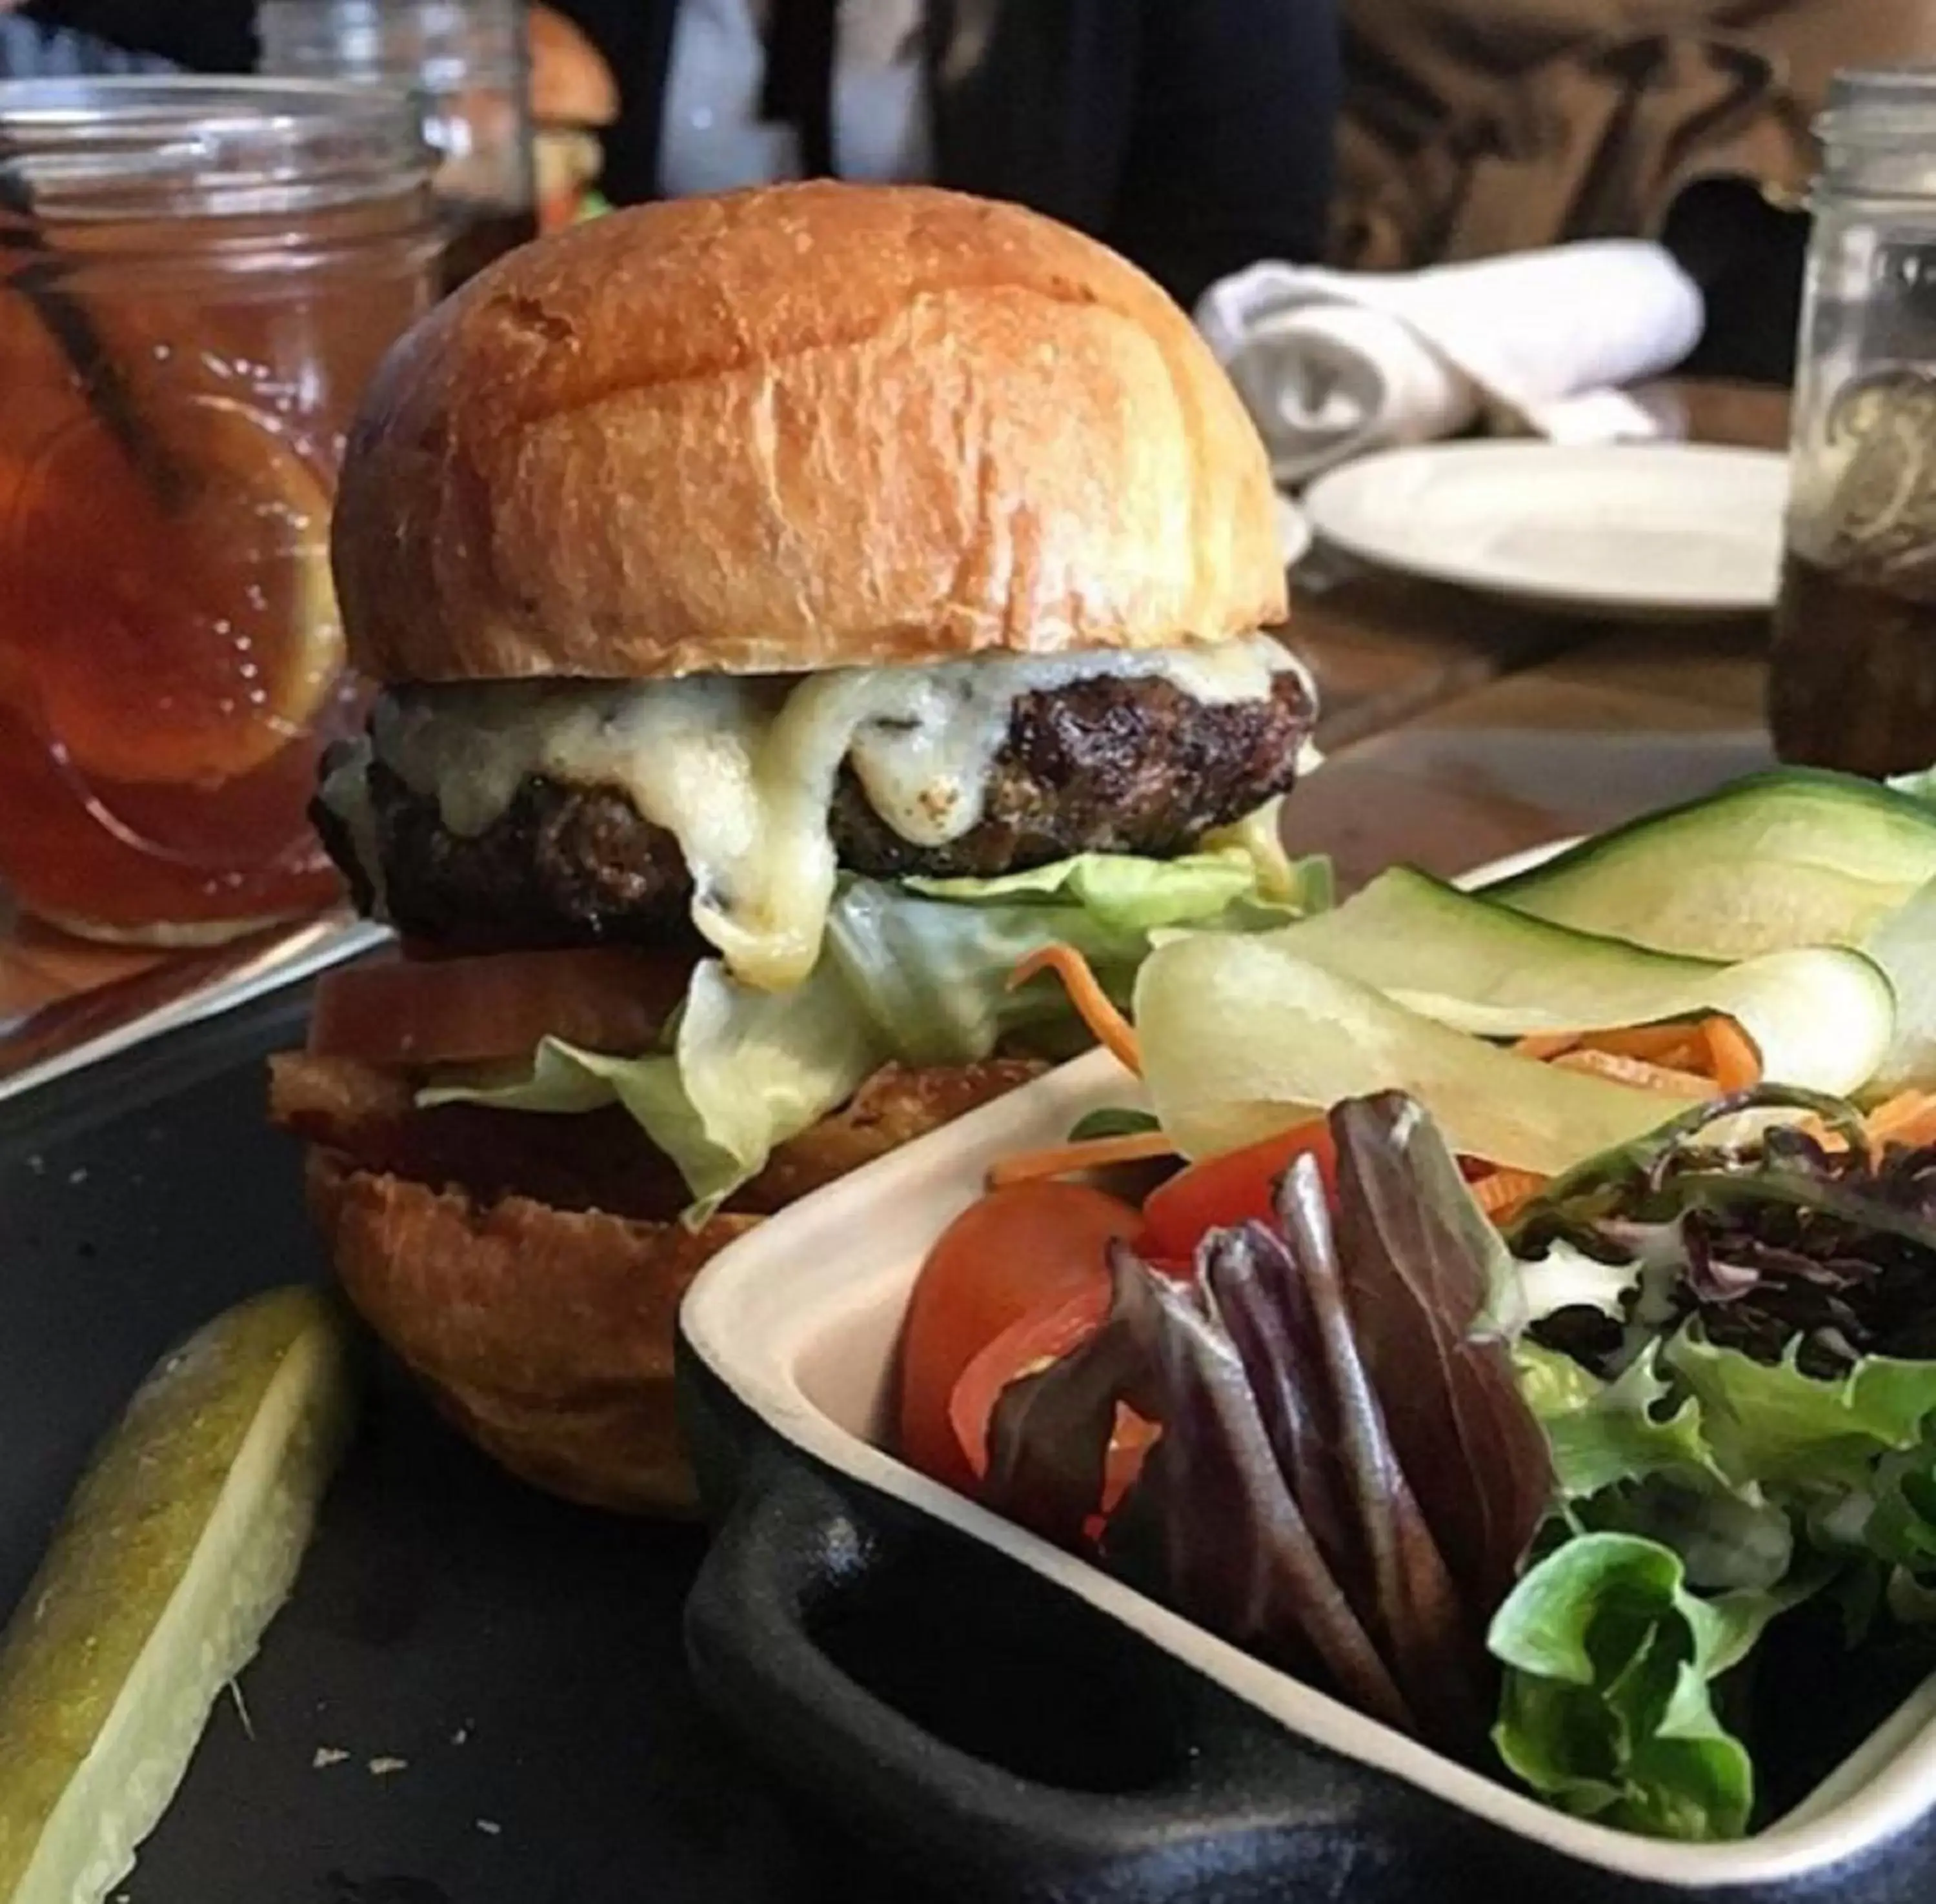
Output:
top-left (892, 765), bottom-right (1936, 1843)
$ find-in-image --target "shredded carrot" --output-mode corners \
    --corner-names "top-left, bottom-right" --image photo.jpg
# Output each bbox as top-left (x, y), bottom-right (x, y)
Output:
top-left (1701, 1017), bottom-right (1762, 1093)
top-left (1471, 1167), bottom-right (1551, 1221)
top-left (1548, 1047), bottom-right (1713, 1099)
top-left (1009, 943), bottom-right (1144, 1076)
top-left (987, 1129), bottom-right (1182, 1189)
top-left (1518, 1018), bottom-right (1751, 1082)
top-left (1595, 1030), bottom-right (1704, 1069)
top-left (1867, 1091), bottom-right (1936, 1149)
top-left (1586, 1023), bottom-right (1709, 1068)
top-left (1657, 1033), bottom-right (1712, 1073)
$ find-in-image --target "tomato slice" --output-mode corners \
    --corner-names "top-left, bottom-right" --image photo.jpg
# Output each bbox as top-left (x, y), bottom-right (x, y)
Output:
top-left (898, 1182), bottom-right (1142, 1495)
top-left (308, 946), bottom-right (694, 1068)
top-left (1137, 1118), bottom-right (1336, 1263)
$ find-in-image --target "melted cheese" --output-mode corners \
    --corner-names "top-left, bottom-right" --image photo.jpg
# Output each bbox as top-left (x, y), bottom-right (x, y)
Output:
top-left (315, 739), bottom-right (388, 917)
top-left (370, 640), bottom-right (1298, 991)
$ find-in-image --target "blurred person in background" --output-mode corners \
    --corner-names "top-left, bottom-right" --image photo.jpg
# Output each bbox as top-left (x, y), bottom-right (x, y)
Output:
top-left (1334, 0), bottom-right (1936, 383)
top-left (556, 0), bottom-right (1340, 305)
top-left (14, 0), bottom-right (1341, 309)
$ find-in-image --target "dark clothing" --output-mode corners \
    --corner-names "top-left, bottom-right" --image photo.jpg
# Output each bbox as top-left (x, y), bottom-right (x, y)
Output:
top-left (21, 0), bottom-right (1340, 308)
top-left (1659, 177), bottom-right (1808, 389)
top-left (16, 0), bottom-right (253, 72)
top-left (581, 0), bottom-right (1339, 307)
top-left (0, 12), bottom-right (176, 74)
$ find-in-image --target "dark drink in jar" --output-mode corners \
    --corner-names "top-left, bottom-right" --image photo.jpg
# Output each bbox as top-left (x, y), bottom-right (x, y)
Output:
top-left (1770, 67), bottom-right (1936, 780)
top-left (1770, 370), bottom-right (1936, 777)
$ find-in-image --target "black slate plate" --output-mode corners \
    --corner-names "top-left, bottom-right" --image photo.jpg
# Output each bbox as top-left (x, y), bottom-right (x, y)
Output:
top-left (0, 992), bottom-right (905, 1904)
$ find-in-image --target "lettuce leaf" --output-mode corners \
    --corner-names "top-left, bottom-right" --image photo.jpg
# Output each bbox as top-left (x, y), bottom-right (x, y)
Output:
top-left (1513, 1322), bottom-right (1936, 1574)
top-left (1493, 1091), bottom-right (1936, 1835)
top-left (1067, 1108), bottom-right (1163, 1142)
top-left (1489, 1532), bottom-right (1799, 1842)
top-left (1516, 1341), bottom-right (1797, 1593)
top-left (1508, 1085), bottom-right (1936, 1549)
top-left (1495, 1319), bottom-right (1936, 1831)
top-left (1662, 1330), bottom-right (1936, 1499)
top-left (418, 838), bottom-right (1314, 1218)
top-left (419, 950), bottom-right (874, 1215)
top-left (904, 831), bottom-right (1331, 924)
top-left (1327, 1095), bottom-right (1554, 1615)
top-left (1516, 1342), bottom-right (1722, 1503)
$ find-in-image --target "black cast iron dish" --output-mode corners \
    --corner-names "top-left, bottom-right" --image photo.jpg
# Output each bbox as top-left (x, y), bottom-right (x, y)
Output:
top-left (678, 1049), bottom-right (1936, 1904)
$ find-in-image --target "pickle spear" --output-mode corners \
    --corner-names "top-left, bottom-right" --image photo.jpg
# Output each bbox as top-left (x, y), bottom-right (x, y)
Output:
top-left (0, 1286), bottom-right (358, 1903)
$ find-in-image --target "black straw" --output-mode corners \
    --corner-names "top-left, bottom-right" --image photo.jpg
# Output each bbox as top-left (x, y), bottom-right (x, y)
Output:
top-left (0, 140), bottom-right (188, 511)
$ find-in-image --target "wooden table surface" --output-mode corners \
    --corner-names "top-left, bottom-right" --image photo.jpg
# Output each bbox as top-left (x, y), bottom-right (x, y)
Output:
top-left (0, 381), bottom-right (1792, 1056)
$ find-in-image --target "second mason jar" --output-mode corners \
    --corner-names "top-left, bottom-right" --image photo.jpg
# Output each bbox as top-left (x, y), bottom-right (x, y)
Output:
top-left (258, 0), bottom-right (538, 293)
top-left (1771, 66), bottom-right (1936, 778)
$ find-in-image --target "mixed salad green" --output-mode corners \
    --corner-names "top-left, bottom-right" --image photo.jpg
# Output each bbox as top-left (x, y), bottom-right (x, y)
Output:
top-left (1497, 1089), bottom-right (1936, 1839)
top-left (938, 765), bottom-right (1936, 1843)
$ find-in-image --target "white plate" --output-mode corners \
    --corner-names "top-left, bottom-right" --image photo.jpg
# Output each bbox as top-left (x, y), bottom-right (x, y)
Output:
top-left (1303, 443), bottom-right (1789, 617)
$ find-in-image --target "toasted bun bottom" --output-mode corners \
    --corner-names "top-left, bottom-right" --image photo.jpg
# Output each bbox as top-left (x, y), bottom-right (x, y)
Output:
top-left (292, 1056), bottom-right (1046, 1513)
top-left (307, 1153), bottom-right (755, 1514)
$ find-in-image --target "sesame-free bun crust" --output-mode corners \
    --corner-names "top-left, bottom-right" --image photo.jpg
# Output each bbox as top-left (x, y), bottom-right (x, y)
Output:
top-left (332, 181), bottom-right (1287, 684)
top-left (307, 1154), bottom-right (734, 1514)
top-left (527, 4), bottom-right (618, 127)
top-left (280, 1054), bottom-right (1045, 1513)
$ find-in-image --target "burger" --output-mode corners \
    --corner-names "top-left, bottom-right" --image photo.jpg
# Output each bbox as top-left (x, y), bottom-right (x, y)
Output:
top-left (271, 182), bottom-right (1318, 1514)
top-left (527, 3), bottom-right (618, 230)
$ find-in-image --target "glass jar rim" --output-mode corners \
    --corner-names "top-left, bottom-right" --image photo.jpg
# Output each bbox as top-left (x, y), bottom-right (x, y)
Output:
top-left (0, 75), bottom-right (436, 219)
top-left (257, 0), bottom-right (525, 89)
top-left (1819, 63), bottom-right (1936, 149)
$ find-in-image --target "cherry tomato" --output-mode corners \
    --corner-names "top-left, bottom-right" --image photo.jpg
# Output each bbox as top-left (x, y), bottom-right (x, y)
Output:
top-left (898, 1182), bottom-right (1142, 1495)
top-left (308, 946), bottom-right (694, 1067)
top-left (1137, 1118), bottom-right (1336, 1262)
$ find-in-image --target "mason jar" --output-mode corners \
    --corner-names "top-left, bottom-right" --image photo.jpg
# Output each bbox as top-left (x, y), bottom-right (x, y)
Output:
top-left (257, 0), bottom-right (537, 293)
top-left (1770, 66), bottom-right (1936, 778)
top-left (0, 77), bottom-right (439, 944)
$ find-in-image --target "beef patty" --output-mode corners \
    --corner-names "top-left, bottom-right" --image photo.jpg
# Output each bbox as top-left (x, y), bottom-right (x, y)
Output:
top-left (317, 667), bottom-right (1315, 951)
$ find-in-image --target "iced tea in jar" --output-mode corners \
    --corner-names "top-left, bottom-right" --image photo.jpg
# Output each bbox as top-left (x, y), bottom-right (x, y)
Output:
top-left (0, 77), bottom-right (438, 943)
top-left (1771, 68), bottom-right (1936, 777)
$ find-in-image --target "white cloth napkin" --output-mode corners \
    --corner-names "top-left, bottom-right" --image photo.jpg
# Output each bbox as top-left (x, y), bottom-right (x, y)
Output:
top-left (1195, 241), bottom-right (1707, 487)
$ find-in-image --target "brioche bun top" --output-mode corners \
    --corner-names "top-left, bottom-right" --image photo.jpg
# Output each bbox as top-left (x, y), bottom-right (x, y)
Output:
top-left (330, 181), bottom-right (1287, 683)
